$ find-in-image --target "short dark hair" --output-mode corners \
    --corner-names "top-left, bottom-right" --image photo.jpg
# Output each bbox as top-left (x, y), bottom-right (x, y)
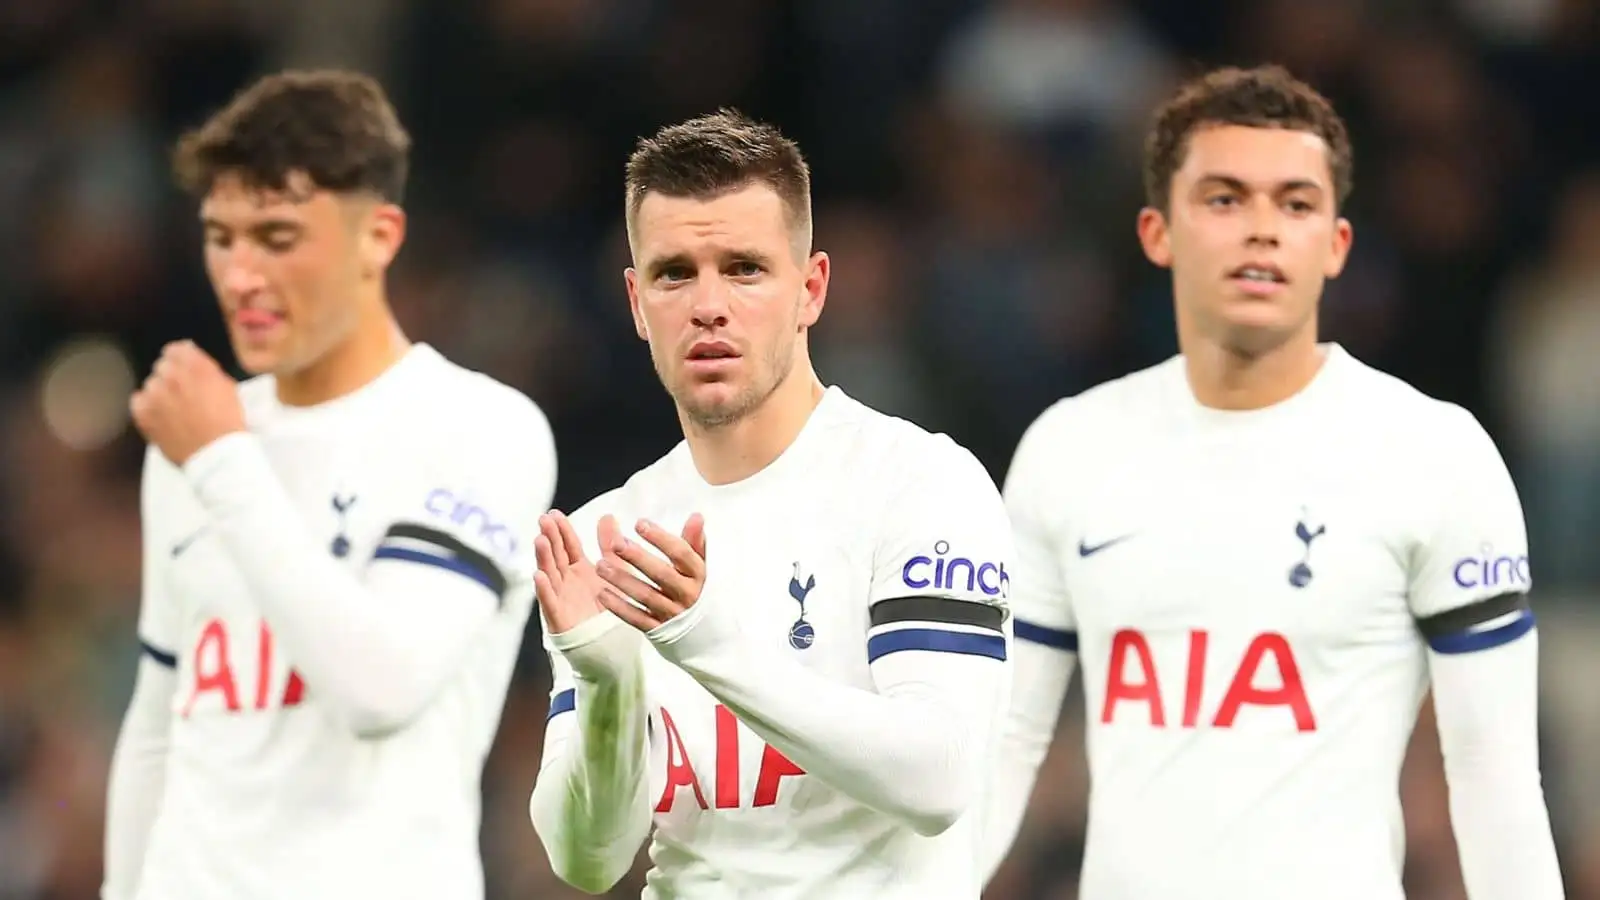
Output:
top-left (1143, 65), bottom-right (1353, 212)
top-left (624, 108), bottom-right (812, 248)
top-left (173, 69), bottom-right (411, 202)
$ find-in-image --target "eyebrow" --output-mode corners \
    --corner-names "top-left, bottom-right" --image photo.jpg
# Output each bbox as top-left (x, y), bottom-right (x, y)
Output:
top-left (644, 248), bottom-right (777, 279)
top-left (1195, 174), bottom-right (1324, 194)
top-left (199, 215), bottom-right (305, 233)
top-left (644, 252), bottom-right (693, 280)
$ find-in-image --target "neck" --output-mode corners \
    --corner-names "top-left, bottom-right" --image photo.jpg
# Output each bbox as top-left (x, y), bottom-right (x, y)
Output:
top-left (276, 298), bottom-right (411, 407)
top-left (683, 363), bottom-right (826, 486)
top-left (1182, 324), bottom-right (1326, 411)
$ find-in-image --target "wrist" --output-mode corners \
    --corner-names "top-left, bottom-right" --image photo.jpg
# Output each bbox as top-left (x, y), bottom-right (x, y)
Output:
top-left (555, 613), bottom-right (643, 681)
top-left (181, 432), bottom-right (268, 513)
top-left (646, 596), bottom-right (729, 668)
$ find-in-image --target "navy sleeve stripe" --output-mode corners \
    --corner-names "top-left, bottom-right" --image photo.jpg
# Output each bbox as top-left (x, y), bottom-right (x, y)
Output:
top-left (1015, 619), bottom-right (1078, 652)
top-left (374, 522), bottom-right (508, 598)
top-left (140, 639), bottom-right (177, 669)
top-left (870, 595), bottom-right (1004, 632)
top-left (1415, 590), bottom-right (1530, 639)
top-left (866, 628), bottom-right (1007, 663)
top-left (547, 688), bottom-right (576, 720)
top-left (372, 546), bottom-right (505, 598)
top-left (1426, 607), bottom-right (1536, 655)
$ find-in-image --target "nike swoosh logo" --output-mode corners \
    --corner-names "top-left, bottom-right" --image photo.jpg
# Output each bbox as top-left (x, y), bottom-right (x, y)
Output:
top-left (1078, 535), bottom-right (1134, 558)
top-left (170, 528), bottom-right (207, 559)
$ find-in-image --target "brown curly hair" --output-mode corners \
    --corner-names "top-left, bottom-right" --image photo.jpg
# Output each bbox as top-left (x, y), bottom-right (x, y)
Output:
top-left (173, 69), bottom-right (410, 202)
top-left (1143, 65), bottom-right (1352, 214)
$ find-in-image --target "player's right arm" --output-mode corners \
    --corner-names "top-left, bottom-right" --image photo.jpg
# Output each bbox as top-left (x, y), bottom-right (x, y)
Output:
top-left (980, 405), bottom-right (1079, 885)
top-left (176, 395), bottom-right (556, 738)
top-left (527, 509), bottom-right (653, 894)
top-left (637, 439), bottom-right (1012, 839)
top-left (102, 448), bottom-right (181, 900)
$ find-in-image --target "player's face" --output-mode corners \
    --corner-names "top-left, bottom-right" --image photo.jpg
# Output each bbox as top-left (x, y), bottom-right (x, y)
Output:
top-left (625, 184), bottom-right (828, 430)
top-left (200, 172), bottom-right (396, 376)
top-left (1138, 125), bottom-right (1353, 355)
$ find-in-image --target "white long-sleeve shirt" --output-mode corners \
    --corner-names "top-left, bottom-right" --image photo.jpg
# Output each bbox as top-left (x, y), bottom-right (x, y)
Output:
top-left (983, 344), bottom-right (1565, 900)
top-left (528, 387), bottom-right (1014, 900)
top-left (102, 344), bottom-right (556, 900)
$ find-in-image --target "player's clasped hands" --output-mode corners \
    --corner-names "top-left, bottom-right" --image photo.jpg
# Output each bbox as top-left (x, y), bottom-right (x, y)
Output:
top-left (532, 511), bottom-right (708, 636)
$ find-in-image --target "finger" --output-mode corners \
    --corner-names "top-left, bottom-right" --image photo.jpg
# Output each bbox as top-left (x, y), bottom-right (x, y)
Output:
top-left (129, 392), bottom-right (150, 431)
top-left (533, 534), bottom-right (563, 591)
top-left (539, 515), bottom-right (570, 572)
top-left (635, 519), bottom-right (705, 581)
top-left (596, 586), bottom-right (662, 633)
top-left (596, 515), bottom-right (622, 559)
top-left (552, 510), bottom-right (588, 566)
top-left (681, 513), bottom-right (707, 561)
top-left (611, 532), bottom-right (695, 603)
top-left (185, 341), bottom-right (218, 368)
top-left (595, 555), bottom-right (680, 621)
top-left (533, 570), bottom-right (559, 618)
top-left (160, 342), bottom-right (191, 370)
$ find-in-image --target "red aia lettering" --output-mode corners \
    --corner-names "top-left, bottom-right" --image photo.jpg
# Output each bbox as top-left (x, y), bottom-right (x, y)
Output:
top-left (655, 704), bottom-right (805, 812)
top-left (181, 619), bottom-right (308, 717)
top-left (655, 708), bottom-right (709, 812)
top-left (1101, 628), bottom-right (1315, 732)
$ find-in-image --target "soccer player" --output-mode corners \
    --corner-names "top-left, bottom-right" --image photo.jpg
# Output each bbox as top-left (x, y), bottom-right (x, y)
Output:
top-left (525, 110), bottom-right (1013, 898)
top-left (102, 71), bottom-right (557, 900)
top-left (982, 66), bottom-right (1566, 899)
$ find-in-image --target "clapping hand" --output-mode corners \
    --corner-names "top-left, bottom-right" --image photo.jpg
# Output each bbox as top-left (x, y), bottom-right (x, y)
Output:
top-left (533, 511), bottom-right (631, 634)
top-left (593, 514), bottom-right (708, 633)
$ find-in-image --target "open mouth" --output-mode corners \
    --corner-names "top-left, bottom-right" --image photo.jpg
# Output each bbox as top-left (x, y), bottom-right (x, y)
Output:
top-left (1227, 263), bottom-right (1288, 295)
top-left (1228, 263), bottom-right (1287, 285)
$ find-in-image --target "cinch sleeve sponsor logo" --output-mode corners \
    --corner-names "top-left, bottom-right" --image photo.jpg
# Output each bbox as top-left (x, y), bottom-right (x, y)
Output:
top-left (1450, 544), bottom-right (1531, 590)
top-left (900, 540), bottom-right (1008, 598)
top-left (425, 489), bottom-right (517, 558)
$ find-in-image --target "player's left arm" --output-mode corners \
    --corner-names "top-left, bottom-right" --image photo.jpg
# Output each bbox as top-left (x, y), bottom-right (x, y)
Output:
top-left (181, 401), bottom-right (557, 738)
top-left (650, 440), bottom-right (1012, 837)
top-left (1407, 405), bottom-right (1564, 899)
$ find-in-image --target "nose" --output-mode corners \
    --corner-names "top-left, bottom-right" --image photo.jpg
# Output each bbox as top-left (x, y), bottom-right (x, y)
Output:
top-left (1245, 196), bottom-right (1281, 249)
top-left (688, 277), bottom-right (731, 329)
top-left (218, 254), bottom-right (268, 299)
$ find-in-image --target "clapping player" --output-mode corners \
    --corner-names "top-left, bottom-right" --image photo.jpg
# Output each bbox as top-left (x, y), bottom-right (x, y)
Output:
top-left (526, 110), bottom-right (1014, 899)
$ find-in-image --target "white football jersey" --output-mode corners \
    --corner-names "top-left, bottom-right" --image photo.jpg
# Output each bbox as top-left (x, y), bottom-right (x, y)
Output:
top-left (132, 345), bottom-right (554, 899)
top-left (544, 388), bottom-right (1013, 899)
top-left (1003, 344), bottom-right (1537, 900)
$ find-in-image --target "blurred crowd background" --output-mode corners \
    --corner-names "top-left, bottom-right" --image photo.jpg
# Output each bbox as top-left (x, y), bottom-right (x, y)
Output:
top-left (0, 0), bottom-right (1596, 897)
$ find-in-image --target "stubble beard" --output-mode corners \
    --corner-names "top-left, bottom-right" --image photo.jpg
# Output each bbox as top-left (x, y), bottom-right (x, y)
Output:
top-left (666, 337), bottom-right (796, 432)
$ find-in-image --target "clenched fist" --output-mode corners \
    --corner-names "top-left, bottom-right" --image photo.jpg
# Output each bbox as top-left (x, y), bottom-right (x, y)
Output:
top-left (131, 340), bottom-right (247, 466)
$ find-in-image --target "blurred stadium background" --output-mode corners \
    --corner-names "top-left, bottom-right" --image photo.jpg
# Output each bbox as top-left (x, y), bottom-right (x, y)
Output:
top-left (0, 0), bottom-right (1596, 897)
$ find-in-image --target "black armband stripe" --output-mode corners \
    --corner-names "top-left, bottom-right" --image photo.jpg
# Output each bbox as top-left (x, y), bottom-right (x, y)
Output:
top-left (140, 638), bottom-right (177, 669)
top-left (1414, 591), bottom-right (1530, 639)
top-left (870, 595), bottom-right (1004, 633)
top-left (1415, 591), bottom-right (1535, 655)
top-left (372, 522), bottom-right (508, 599)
